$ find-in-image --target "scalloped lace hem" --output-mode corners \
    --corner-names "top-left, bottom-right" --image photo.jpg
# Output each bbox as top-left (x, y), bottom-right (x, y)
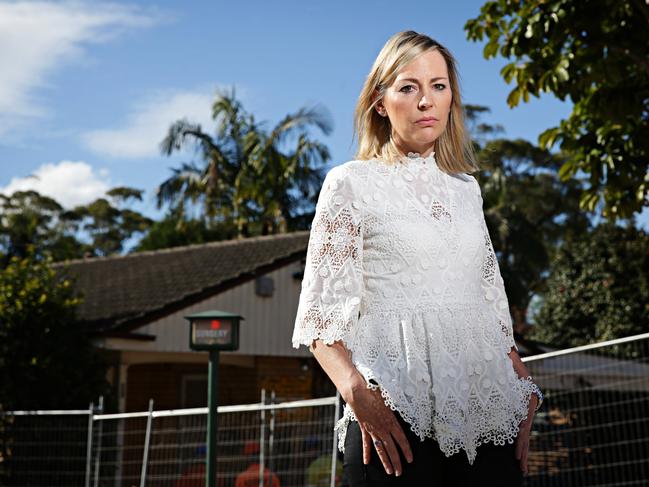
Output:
top-left (292, 327), bottom-right (350, 349)
top-left (334, 374), bottom-right (536, 465)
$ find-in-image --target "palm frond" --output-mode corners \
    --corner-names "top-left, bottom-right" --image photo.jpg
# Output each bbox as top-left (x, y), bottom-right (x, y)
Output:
top-left (267, 104), bottom-right (333, 149)
top-left (155, 163), bottom-right (206, 210)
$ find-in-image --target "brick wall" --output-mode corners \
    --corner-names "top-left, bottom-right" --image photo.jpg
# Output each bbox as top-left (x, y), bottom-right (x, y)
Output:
top-left (256, 356), bottom-right (313, 402)
top-left (124, 356), bottom-right (328, 412)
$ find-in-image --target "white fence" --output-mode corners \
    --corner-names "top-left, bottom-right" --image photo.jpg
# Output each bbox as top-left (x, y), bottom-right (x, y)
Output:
top-left (2, 332), bottom-right (649, 486)
top-left (522, 332), bottom-right (649, 486)
top-left (2, 393), bottom-right (342, 487)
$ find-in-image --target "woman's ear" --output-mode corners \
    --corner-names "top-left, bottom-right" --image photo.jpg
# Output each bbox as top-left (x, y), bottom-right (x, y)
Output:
top-left (372, 89), bottom-right (386, 117)
top-left (372, 88), bottom-right (385, 117)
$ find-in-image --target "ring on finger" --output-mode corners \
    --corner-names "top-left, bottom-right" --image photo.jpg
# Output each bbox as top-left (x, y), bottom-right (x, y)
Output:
top-left (373, 439), bottom-right (384, 448)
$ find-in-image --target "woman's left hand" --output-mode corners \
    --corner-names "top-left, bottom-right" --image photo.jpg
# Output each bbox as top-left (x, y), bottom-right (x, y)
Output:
top-left (515, 394), bottom-right (538, 475)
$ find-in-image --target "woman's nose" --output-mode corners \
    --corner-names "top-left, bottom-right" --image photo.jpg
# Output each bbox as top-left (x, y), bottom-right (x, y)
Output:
top-left (419, 91), bottom-right (435, 108)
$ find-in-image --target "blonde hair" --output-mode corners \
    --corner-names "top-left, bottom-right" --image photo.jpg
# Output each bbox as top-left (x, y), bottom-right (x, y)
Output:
top-left (352, 30), bottom-right (479, 174)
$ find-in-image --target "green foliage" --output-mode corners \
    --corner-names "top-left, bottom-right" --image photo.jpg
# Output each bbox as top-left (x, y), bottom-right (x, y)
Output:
top-left (529, 224), bottom-right (649, 348)
top-left (71, 188), bottom-right (153, 256)
top-left (156, 86), bottom-right (331, 239)
top-left (0, 251), bottom-right (108, 410)
top-left (0, 191), bottom-right (83, 264)
top-left (465, 0), bottom-right (649, 219)
top-left (136, 209), bottom-right (239, 251)
top-left (0, 187), bottom-right (153, 263)
top-left (474, 135), bottom-right (591, 315)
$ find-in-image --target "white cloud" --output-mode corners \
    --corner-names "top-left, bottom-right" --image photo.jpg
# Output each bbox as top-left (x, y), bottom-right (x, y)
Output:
top-left (81, 87), bottom-right (219, 159)
top-left (0, 1), bottom-right (168, 137)
top-left (0, 161), bottom-right (111, 208)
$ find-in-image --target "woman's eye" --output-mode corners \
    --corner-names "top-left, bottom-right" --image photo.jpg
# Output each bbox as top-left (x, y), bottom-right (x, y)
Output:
top-left (400, 84), bottom-right (445, 93)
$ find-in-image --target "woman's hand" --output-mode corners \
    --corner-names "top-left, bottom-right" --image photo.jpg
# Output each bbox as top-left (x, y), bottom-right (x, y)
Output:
top-left (348, 384), bottom-right (414, 476)
top-left (515, 394), bottom-right (538, 475)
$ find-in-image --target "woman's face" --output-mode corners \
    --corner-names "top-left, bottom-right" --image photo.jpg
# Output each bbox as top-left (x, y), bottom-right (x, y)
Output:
top-left (375, 49), bottom-right (453, 157)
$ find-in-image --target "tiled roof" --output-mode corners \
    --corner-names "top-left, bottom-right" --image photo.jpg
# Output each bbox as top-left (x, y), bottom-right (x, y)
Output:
top-left (53, 231), bottom-right (310, 331)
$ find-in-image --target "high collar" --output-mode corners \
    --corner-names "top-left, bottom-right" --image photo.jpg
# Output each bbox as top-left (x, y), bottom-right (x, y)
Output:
top-left (399, 151), bottom-right (437, 167)
top-left (397, 150), bottom-right (450, 194)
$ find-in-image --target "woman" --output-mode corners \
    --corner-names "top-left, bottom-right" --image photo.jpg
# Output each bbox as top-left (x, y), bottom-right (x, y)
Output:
top-left (292, 30), bottom-right (543, 486)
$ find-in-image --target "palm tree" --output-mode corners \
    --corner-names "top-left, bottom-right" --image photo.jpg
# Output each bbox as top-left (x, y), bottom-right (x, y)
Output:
top-left (156, 86), bottom-right (332, 238)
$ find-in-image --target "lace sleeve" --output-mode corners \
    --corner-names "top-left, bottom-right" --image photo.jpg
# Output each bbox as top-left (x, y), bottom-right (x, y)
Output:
top-left (474, 178), bottom-right (519, 353)
top-left (292, 165), bottom-right (364, 350)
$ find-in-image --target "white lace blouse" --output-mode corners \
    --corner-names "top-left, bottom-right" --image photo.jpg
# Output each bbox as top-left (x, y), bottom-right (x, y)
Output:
top-left (291, 151), bottom-right (535, 465)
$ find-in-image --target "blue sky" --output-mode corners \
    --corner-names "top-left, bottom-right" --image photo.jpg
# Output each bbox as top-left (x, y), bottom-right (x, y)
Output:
top-left (1, 0), bottom-right (646, 232)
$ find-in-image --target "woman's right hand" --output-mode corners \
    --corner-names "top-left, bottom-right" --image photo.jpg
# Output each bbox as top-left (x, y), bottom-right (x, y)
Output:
top-left (348, 384), bottom-right (414, 476)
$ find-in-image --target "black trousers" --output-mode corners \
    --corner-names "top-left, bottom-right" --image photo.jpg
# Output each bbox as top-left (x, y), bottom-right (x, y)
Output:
top-left (342, 410), bottom-right (524, 487)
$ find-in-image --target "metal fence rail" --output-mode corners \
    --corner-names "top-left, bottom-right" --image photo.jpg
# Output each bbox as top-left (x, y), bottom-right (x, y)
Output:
top-left (2, 408), bottom-right (91, 486)
top-left (523, 332), bottom-right (649, 486)
top-left (2, 332), bottom-right (649, 486)
top-left (2, 394), bottom-right (341, 487)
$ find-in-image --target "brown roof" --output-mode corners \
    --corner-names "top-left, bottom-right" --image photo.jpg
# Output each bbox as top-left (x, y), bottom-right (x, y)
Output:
top-left (54, 231), bottom-right (310, 332)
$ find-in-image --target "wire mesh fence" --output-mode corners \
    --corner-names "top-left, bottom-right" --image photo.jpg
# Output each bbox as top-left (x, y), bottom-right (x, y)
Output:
top-left (523, 332), bottom-right (649, 486)
top-left (1, 332), bottom-right (648, 486)
top-left (1, 409), bottom-right (91, 486)
top-left (1, 394), bottom-right (341, 487)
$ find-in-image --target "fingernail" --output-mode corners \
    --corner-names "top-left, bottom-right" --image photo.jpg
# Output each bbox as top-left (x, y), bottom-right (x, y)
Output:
top-left (396, 470), bottom-right (401, 477)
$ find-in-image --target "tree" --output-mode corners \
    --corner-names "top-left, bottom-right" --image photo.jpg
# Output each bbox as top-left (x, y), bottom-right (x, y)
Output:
top-left (463, 105), bottom-right (590, 334)
top-left (0, 250), bottom-right (108, 411)
top-left (465, 0), bottom-right (649, 219)
top-left (476, 137), bottom-right (590, 310)
top-left (156, 86), bottom-right (331, 238)
top-left (71, 187), bottom-right (153, 256)
top-left (528, 223), bottom-right (649, 348)
top-left (0, 187), bottom-right (153, 264)
top-left (136, 207), bottom-right (237, 251)
top-left (0, 191), bottom-right (83, 265)
top-left (0, 252), bottom-right (109, 484)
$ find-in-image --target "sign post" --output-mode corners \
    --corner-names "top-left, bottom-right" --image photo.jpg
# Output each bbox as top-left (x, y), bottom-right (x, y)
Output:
top-left (185, 310), bottom-right (244, 487)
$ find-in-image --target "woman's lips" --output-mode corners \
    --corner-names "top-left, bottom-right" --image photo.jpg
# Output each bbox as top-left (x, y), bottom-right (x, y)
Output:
top-left (415, 118), bottom-right (438, 126)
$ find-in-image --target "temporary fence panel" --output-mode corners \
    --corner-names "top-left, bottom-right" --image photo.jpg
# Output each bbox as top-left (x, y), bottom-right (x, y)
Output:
top-left (2, 332), bottom-right (649, 486)
top-left (523, 332), bottom-right (649, 487)
top-left (2, 394), bottom-right (341, 487)
top-left (1, 408), bottom-right (92, 486)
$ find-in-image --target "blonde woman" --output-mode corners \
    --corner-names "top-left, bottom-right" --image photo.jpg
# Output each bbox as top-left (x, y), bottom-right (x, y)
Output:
top-left (292, 30), bottom-right (543, 486)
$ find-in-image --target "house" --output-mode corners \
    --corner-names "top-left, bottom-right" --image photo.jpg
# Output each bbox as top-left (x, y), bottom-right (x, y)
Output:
top-left (54, 232), bottom-right (320, 412)
top-left (54, 231), bottom-right (537, 413)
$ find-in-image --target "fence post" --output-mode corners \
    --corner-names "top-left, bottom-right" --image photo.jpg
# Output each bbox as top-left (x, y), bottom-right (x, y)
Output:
top-left (259, 388), bottom-right (265, 487)
top-left (139, 399), bottom-right (154, 487)
top-left (84, 401), bottom-right (94, 487)
top-left (93, 396), bottom-right (104, 487)
top-left (330, 390), bottom-right (341, 487)
top-left (269, 390), bottom-right (275, 475)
